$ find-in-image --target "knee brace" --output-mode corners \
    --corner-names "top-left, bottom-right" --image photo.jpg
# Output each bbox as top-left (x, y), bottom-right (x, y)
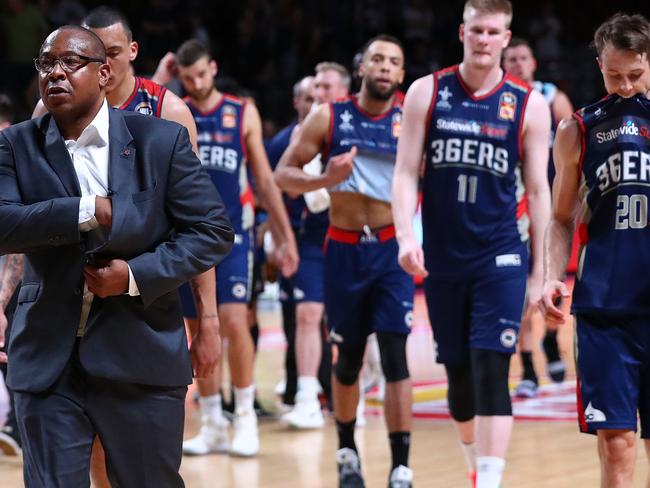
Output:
top-left (376, 332), bottom-right (410, 383)
top-left (335, 342), bottom-right (366, 386)
top-left (445, 362), bottom-right (475, 422)
top-left (471, 349), bottom-right (512, 416)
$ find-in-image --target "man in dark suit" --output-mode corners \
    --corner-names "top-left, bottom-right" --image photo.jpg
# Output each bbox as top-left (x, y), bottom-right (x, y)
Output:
top-left (0, 25), bottom-right (234, 487)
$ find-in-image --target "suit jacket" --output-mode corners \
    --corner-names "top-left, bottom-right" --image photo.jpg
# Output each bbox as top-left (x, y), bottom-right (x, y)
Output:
top-left (0, 107), bottom-right (234, 392)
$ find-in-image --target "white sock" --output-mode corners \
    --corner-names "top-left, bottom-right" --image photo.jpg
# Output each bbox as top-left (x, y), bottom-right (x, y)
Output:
top-left (297, 376), bottom-right (319, 401)
top-left (460, 441), bottom-right (477, 473)
top-left (199, 394), bottom-right (223, 423)
top-left (476, 456), bottom-right (505, 488)
top-left (234, 385), bottom-right (255, 413)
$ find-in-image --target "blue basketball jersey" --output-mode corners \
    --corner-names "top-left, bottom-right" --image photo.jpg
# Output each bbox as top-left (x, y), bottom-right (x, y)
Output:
top-left (187, 94), bottom-right (254, 233)
top-left (119, 76), bottom-right (167, 116)
top-left (422, 65), bottom-right (531, 278)
top-left (327, 96), bottom-right (402, 203)
top-left (572, 94), bottom-right (650, 313)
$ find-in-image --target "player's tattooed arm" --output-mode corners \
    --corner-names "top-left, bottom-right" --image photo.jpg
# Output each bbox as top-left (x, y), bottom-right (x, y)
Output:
top-left (539, 117), bottom-right (581, 324)
top-left (0, 254), bottom-right (23, 311)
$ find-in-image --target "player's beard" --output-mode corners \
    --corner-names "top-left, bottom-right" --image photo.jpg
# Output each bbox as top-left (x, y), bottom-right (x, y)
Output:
top-left (191, 86), bottom-right (214, 102)
top-left (366, 78), bottom-right (399, 101)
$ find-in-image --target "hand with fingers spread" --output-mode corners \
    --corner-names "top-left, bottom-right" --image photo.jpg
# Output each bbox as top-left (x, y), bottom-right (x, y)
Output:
top-left (84, 259), bottom-right (129, 298)
top-left (397, 234), bottom-right (428, 278)
top-left (324, 146), bottom-right (356, 186)
top-left (538, 279), bottom-right (571, 325)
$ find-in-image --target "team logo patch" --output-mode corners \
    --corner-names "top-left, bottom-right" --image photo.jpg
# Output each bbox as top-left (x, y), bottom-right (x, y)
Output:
top-left (222, 105), bottom-right (237, 129)
top-left (232, 282), bottom-right (247, 299)
top-left (134, 101), bottom-right (153, 116)
top-left (293, 287), bottom-right (305, 301)
top-left (498, 92), bottom-right (517, 121)
top-left (500, 328), bottom-right (517, 348)
top-left (339, 110), bottom-right (354, 132)
top-left (437, 86), bottom-right (453, 111)
top-left (584, 402), bottom-right (607, 422)
top-left (391, 112), bottom-right (402, 138)
top-left (404, 310), bottom-right (414, 328)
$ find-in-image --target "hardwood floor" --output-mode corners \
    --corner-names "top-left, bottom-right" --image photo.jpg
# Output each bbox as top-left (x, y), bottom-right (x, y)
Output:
top-left (1, 291), bottom-right (648, 487)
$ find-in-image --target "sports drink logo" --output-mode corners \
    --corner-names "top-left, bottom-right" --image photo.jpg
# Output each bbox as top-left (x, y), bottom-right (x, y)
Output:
top-left (595, 119), bottom-right (650, 143)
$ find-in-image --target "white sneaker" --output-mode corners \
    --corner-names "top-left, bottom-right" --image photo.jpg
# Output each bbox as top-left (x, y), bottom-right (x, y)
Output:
top-left (356, 396), bottom-right (366, 427)
top-left (182, 415), bottom-right (229, 455)
top-left (389, 465), bottom-right (413, 488)
top-left (282, 398), bottom-right (324, 429)
top-left (230, 409), bottom-right (259, 457)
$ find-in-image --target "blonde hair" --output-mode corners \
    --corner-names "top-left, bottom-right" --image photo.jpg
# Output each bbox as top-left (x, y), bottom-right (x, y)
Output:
top-left (314, 62), bottom-right (351, 90)
top-left (463, 0), bottom-right (513, 28)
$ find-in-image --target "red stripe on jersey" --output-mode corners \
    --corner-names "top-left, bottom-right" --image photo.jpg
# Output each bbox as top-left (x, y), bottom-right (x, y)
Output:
top-left (119, 76), bottom-right (141, 110)
top-left (576, 376), bottom-right (589, 433)
top-left (423, 73), bottom-right (438, 151)
top-left (240, 100), bottom-right (249, 162)
top-left (516, 194), bottom-right (528, 219)
top-left (455, 65), bottom-right (508, 102)
top-left (518, 88), bottom-right (533, 162)
top-left (326, 225), bottom-right (396, 244)
top-left (578, 222), bottom-right (589, 245)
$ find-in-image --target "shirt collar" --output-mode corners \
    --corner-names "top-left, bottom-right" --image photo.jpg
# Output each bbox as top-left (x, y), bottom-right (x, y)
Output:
top-left (67, 99), bottom-right (109, 149)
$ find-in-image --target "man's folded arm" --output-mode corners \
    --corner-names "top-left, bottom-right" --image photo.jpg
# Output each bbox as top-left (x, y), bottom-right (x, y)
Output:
top-left (0, 134), bottom-right (81, 254)
top-left (128, 127), bottom-right (234, 307)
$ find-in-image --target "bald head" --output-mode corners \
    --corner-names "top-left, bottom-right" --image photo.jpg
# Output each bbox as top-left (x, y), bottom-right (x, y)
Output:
top-left (41, 25), bottom-right (106, 61)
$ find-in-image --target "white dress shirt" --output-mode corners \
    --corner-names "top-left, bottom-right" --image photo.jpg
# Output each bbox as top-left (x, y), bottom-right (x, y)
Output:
top-left (64, 100), bottom-right (139, 335)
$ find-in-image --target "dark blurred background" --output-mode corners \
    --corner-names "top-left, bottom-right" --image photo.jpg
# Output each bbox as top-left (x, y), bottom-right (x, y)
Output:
top-left (2, 0), bottom-right (650, 134)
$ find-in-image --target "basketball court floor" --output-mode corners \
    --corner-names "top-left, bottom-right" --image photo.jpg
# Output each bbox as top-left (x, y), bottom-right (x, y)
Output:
top-left (1, 291), bottom-right (648, 487)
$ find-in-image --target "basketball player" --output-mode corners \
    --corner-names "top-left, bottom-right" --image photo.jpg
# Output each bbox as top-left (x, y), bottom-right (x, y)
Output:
top-left (392, 1), bottom-right (551, 487)
top-left (540, 13), bottom-right (650, 487)
top-left (32, 7), bottom-right (220, 486)
top-left (170, 39), bottom-right (298, 457)
top-left (503, 36), bottom-right (574, 398)
top-left (268, 76), bottom-right (314, 408)
top-left (276, 35), bottom-right (414, 488)
top-left (279, 63), bottom-right (350, 429)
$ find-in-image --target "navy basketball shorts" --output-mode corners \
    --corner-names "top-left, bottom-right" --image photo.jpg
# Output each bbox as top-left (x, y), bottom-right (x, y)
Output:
top-left (575, 313), bottom-right (650, 437)
top-left (323, 226), bottom-right (414, 346)
top-left (179, 231), bottom-right (253, 318)
top-left (424, 271), bottom-right (527, 364)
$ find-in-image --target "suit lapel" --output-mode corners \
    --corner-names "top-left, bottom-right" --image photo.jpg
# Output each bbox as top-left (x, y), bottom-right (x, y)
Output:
top-left (43, 115), bottom-right (82, 197)
top-left (107, 109), bottom-right (135, 240)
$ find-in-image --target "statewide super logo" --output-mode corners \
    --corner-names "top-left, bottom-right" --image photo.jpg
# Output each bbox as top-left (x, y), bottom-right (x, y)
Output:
top-left (498, 92), bottom-right (517, 121)
top-left (222, 105), bottom-right (237, 129)
top-left (595, 118), bottom-right (650, 144)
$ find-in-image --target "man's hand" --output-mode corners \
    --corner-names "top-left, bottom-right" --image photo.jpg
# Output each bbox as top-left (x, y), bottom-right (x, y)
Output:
top-left (538, 279), bottom-right (571, 326)
top-left (324, 146), bottom-right (356, 186)
top-left (95, 196), bottom-right (113, 228)
top-left (84, 259), bottom-right (129, 298)
top-left (273, 238), bottom-right (299, 278)
top-left (525, 272), bottom-right (544, 315)
top-left (0, 310), bottom-right (7, 363)
top-left (190, 313), bottom-right (221, 378)
top-left (397, 235), bottom-right (428, 278)
top-left (152, 52), bottom-right (178, 86)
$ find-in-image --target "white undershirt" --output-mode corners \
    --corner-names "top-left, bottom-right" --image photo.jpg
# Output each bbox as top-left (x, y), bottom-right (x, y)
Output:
top-left (64, 100), bottom-right (139, 335)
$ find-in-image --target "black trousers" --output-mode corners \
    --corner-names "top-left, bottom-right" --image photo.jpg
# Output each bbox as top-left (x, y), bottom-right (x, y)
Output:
top-left (14, 342), bottom-right (187, 488)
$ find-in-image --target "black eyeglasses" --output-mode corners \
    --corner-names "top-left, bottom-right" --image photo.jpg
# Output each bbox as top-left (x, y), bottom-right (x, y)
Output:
top-left (34, 54), bottom-right (105, 74)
